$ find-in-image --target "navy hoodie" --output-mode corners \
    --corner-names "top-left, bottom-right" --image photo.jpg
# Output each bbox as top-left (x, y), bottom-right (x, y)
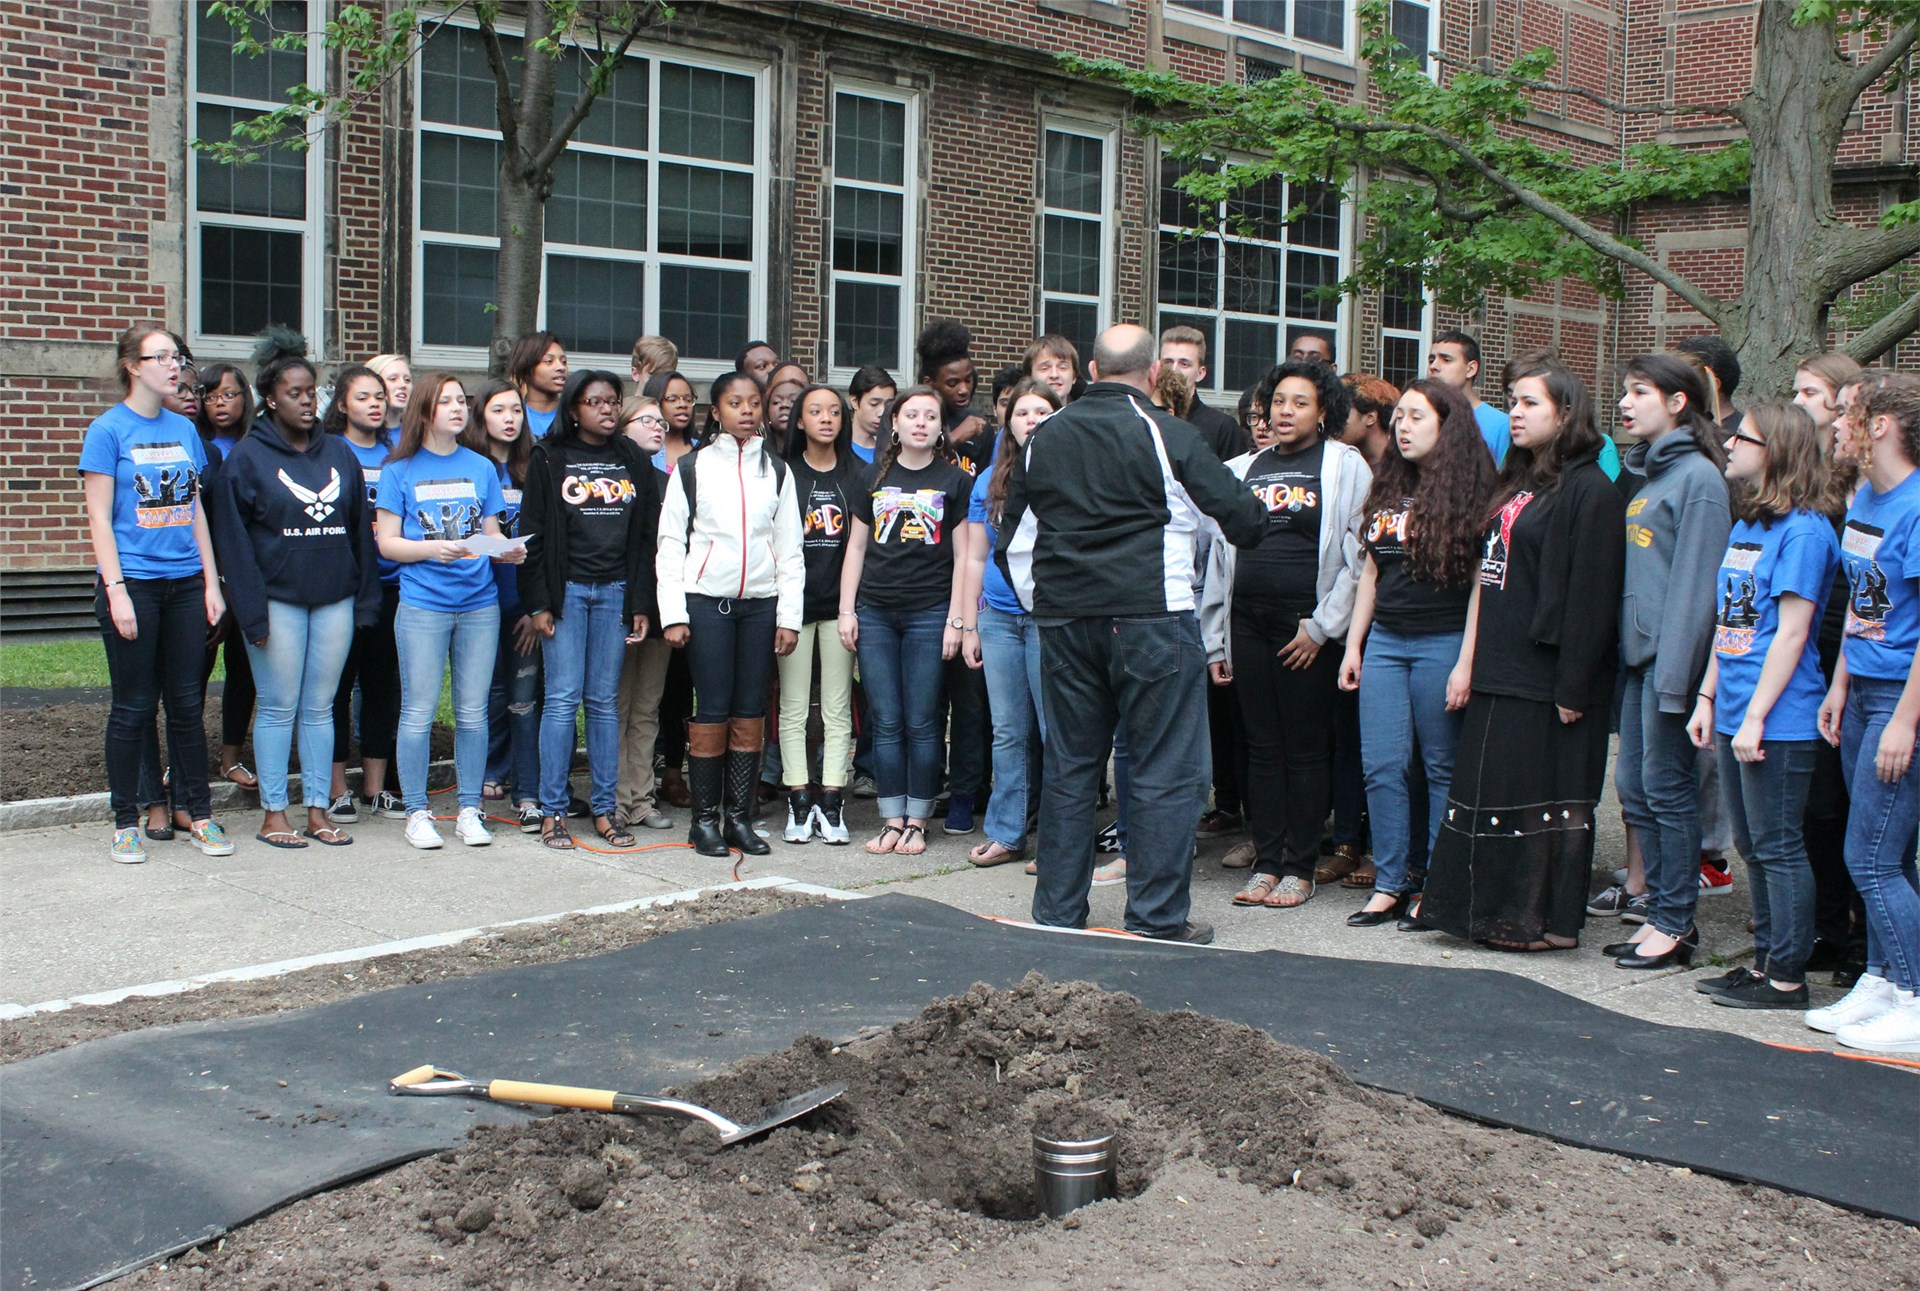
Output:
top-left (210, 417), bottom-right (381, 643)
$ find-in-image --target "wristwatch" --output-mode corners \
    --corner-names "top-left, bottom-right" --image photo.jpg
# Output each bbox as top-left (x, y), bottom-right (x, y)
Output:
top-left (948, 617), bottom-right (966, 630)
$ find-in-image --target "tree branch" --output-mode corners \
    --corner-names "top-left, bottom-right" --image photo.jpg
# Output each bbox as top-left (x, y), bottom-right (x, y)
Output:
top-left (528, 19), bottom-right (647, 176)
top-left (1845, 284), bottom-right (1920, 364)
top-left (1335, 116), bottom-right (1727, 323)
top-left (478, 17), bottom-right (521, 162)
top-left (1434, 191), bottom-right (1519, 224)
top-left (1845, 21), bottom-right (1917, 106)
top-left (1429, 53), bottom-right (1744, 121)
top-left (1816, 218), bottom-right (1920, 295)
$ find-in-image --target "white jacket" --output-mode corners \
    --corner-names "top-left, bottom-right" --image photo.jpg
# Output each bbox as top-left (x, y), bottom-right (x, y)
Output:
top-left (656, 434), bottom-right (805, 630)
top-left (1199, 437), bottom-right (1372, 666)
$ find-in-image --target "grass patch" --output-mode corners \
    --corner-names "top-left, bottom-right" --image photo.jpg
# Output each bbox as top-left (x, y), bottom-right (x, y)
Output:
top-left (0, 638), bottom-right (229, 691)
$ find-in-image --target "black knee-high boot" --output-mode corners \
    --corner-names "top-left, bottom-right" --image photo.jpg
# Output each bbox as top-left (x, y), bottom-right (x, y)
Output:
top-left (724, 717), bottom-right (771, 856)
top-left (686, 721), bottom-right (729, 858)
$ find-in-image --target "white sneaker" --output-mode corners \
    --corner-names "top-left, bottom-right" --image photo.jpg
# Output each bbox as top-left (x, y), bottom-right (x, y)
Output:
top-left (783, 793), bottom-right (815, 844)
top-left (811, 796), bottom-right (851, 846)
top-left (404, 810), bottom-right (444, 850)
top-left (1804, 972), bottom-right (1897, 1034)
top-left (455, 806), bottom-right (492, 847)
top-left (1835, 990), bottom-right (1920, 1053)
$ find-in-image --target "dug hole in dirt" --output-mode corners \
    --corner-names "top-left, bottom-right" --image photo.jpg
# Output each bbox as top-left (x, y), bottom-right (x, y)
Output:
top-left (130, 973), bottom-right (1912, 1290)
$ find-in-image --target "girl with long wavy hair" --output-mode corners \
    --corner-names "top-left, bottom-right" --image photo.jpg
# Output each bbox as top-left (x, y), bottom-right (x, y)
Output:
top-left (1337, 379), bottom-right (1497, 926)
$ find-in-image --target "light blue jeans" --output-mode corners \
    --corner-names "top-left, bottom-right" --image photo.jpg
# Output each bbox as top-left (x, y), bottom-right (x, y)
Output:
top-left (244, 597), bottom-right (356, 813)
top-left (1358, 627), bottom-right (1464, 895)
top-left (1840, 676), bottom-right (1920, 992)
top-left (539, 581), bottom-right (627, 819)
top-left (978, 605), bottom-right (1045, 849)
top-left (394, 600), bottom-right (499, 813)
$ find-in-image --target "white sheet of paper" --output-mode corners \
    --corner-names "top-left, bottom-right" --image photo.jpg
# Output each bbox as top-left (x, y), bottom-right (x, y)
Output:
top-left (460, 533), bottom-right (528, 557)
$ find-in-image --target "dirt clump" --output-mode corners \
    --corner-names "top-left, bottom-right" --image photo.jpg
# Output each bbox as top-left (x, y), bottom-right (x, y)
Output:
top-left (124, 974), bottom-right (1915, 1291)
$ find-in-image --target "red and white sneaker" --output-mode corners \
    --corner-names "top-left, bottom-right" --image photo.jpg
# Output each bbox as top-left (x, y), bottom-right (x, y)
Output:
top-left (1698, 861), bottom-right (1733, 895)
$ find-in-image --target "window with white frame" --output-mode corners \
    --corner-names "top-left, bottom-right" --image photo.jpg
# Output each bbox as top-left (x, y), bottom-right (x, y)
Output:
top-left (1390, 0), bottom-right (1433, 72)
top-left (1378, 265), bottom-right (1431, 392)
top-left (1039, 125), bottom-right (1114, 361)
top-left (415, 23), bottom-right (766, 366)
top-left (829, 86), bottom-right (916, 376)
top-left (1165, 1), bottom-right (1349, 52)
top-left (1156, 156), bottom-right (1348, 394)
top-left (189, 0), bottom-right (323, 353)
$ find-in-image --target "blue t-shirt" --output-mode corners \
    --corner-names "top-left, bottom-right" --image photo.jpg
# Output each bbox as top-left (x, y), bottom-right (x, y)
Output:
top-left (492, 458), bottom-right (524, 614)
top-left (1840, 470), bottom-right (1920, 681)
top-left (1712, 510), bottom-right (1839, 739)
top-left (1473, 403), bottom-right (1511, 468)
top-left (339, 433), bottom-right (400, 584)
top-left (376, 445), bottom-right (505, 614)
top-left (77, 404), bottom-right (209, 580)
top-left (1597, 436), bottom-right (1622, 481)
top-left (969, 465), bottom-right (1022, 615)
top-left (850, 439), bottom-right (876, 464)
top-left (525, 406), bottom-right (558, 440)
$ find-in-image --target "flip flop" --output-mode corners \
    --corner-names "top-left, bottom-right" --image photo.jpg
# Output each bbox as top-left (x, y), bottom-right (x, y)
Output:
top-left (225, 765), bottom-right (259, 790)
top-left (255, 830), bottom-right (308, 849)
top-left (893, 823), bottom-right (928, 856)
top-left (865, 823), bottom-right (904, 855)
top-left (303, 825), bottom-right (353, 847)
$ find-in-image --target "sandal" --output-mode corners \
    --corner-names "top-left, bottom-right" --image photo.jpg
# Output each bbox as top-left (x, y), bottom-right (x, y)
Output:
top-left (541, 820), bottom-right (576, 851)
top-left (481, 781), bottom-right (507, 801)
top-left (968, 840), bottom-right (1026, 868)
top-left (594, 816), bottom-right (637, 849)
top-left (865, 823), bottom-right (905, 855)
top-left (224, 764), bottom-right (259, 790)
top-left (1264, 875), bottom-right (1315, 908)
top-left (1023, 858), bottom-right (1037, 875)
top-left (303, 825), bottom-right (353, 847)
top-left (894, 823), bottom-right (928, 856)
top-left (1341, 860), bottom-right (1378, 889)
top-left (1232, 873), bottom-right (1280, 906)
top-left (254, 830), bottom-right (308, 850)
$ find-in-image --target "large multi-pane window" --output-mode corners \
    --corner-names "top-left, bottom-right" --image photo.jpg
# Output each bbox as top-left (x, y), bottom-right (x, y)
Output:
top-left (829, 86), bottom-right (917, 377)
top-left (416, 23), bottom-right (765, 366)
top-left (1039, 125), bottom-right (1114, 363)
top-left (1165, 1), bottom-right (1348, 51)
top-left (1379, 265), bottom-right (1431, 393)
top-left (1390, 0), bottom-right (1433, 71)
top-left (189, 1), bottom-right (323, 353)
top-left (1156, 157), bottom-right (1348, 393)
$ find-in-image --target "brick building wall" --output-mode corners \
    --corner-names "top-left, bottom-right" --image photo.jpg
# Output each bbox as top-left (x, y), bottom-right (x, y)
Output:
top-left (2, 0), bottom-right (1915, 582)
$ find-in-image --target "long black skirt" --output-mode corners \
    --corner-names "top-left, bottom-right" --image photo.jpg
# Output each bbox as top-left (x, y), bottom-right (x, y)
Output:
top-left (1422, 693), bottom-right (1611, 945)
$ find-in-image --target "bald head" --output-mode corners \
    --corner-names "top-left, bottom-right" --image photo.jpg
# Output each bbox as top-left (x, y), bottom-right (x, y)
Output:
top-left (1090, 324), bottom-right (1158, 392)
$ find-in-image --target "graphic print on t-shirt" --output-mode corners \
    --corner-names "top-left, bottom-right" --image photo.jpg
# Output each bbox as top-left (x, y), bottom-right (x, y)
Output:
top-left (413, 479), bottom-right (483, 541)
top-left (1480, 491), bottom-right (1535, 589)
top-left (1715, 542), bottom-right (1763, 655)
top-left (805, 494), bottom-right (848, 542)
top-left (1366, 502), bottom-right (1412, 553)
top-left (560, 461), bottom-right (636, 514)
top-left (1253, 472), bottom-right (1319, 519)
top-left (1842, 519), bottom-right (1892, 642)
top-left (872, 487), bottom-right (946, 545)
top-left (499, 487), bottom-right (522, 538)
top-left (129, 443), bottom-right (198, 528)
top-left (277, 467), bottom-right (342, 523)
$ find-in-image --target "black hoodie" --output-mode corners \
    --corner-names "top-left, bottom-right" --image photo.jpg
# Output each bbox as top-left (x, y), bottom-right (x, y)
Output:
top-left (210, 417), bottom-right (381, 642)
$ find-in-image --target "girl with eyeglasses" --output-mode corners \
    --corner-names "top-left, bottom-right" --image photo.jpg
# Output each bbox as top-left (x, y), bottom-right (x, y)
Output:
top-left (612, 398), bottom-right (678, 834)
top-left (640, 369), bottom-right (704, 811)
top-left (82, 323), bottom-right (233, 863)
top-left (376, 374), bottom-right (519, 850)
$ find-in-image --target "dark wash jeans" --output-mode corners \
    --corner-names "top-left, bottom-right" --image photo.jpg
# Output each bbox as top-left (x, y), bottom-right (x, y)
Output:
top-left (1717, 738), bottom-right (1819, 983)
top-left (97, 575), bottom-right (213, 828)
top-left (1033, 612), bottom-right (1210, 938)
top-left (1616, 664), bottom-right (1704, 939)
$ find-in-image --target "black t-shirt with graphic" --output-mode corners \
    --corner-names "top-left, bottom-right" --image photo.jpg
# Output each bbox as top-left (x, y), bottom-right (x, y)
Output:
top-left (1365, 497), bottom-right (1473, 635)
top-left (1471, 489), bottom-right (1558, 701)
top-left (851, 458), bottom-right (973, 611)
top-left (552, 438), bottom-right (637, 584)
top-left (1234, 440), bottom-right (1325, 614)
top-left (794, 457), bottom-right (870, 623)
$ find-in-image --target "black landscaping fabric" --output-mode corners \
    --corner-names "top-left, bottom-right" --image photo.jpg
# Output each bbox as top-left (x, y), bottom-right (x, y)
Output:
top-left (4, 894), bottom-right (1915, 1290)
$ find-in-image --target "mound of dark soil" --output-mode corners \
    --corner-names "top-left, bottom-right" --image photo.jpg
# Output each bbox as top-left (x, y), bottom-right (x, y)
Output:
top-left (126, 975), bottom-right (1914, 1291)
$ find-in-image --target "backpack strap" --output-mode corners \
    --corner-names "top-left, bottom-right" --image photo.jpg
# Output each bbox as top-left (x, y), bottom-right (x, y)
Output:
top-left (679, 448), bottom-right (699, 540)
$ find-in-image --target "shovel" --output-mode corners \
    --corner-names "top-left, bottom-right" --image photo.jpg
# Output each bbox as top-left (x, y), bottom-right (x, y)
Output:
top-left (389, 1064), bottom-right (846, 1145)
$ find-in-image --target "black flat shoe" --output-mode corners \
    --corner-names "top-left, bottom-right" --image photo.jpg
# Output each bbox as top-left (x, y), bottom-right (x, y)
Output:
top-left (1602, 938), bottom-right (1644, 958)
top-left (1396, 895), bottom-right (1436, 932)
top-left (1347, 893), bottom-right (1408, 927)
top-left (1615, 928), bottom-right (1698, 970)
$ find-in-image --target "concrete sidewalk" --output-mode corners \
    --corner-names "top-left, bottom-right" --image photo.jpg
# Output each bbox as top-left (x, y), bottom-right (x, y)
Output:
top-left (0, 793), bottom-right (1851, 1056)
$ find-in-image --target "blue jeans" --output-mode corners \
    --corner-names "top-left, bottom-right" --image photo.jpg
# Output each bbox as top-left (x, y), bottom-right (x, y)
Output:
top-left (856, 605), bottom-right (948, 819)
top-left (1717, 738), bottom-right (1818, 983)
top-left (244, 597), bottom-right (356, 813)
top-left (540, 581), bottom-right (627, 818)
top-left (1839, 676), bottom-right (1920, 992)
top-left (979, 606), bottom-right (1045, 848)
top-left (1034, 612), bottom-right (1210, 937)
top-left (394, 600), bottom-right (499, 813)
top-left (1616, 664), bottom-right (1704, 938)
top-left (1359, 627), bottom-right (1463, 896)
top-left (487, 611), bottom-right (542, 803)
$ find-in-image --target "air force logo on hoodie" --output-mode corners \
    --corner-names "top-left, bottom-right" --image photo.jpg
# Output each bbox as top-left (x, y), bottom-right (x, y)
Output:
top-left (279, 467), bottom-right (342, 523)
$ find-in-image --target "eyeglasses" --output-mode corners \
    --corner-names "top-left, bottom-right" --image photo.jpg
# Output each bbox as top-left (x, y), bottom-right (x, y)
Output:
top-left (1728, 430), bottom-right (1767, 450)
top-left (579, 395), bottom-right (621, 410)
top-left (632, 413), bottom-right (666, 426)
top-left (139, 352), bottom-right (184, 367)
top-left (661, 393), bottom-right (696, 405)
top-left (205, 389), bottom-right (243, 403)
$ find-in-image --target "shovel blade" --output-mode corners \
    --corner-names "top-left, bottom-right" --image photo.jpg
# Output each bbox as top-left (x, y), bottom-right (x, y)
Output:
top-left (718, 1082), bottom-right (847, 1144)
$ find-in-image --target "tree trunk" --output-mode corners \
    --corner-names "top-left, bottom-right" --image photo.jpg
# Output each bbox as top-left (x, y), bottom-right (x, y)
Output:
top-left (1733, 4), bottom-right (1854, 398)
top-left (492, 168), bottom-right (547, 376)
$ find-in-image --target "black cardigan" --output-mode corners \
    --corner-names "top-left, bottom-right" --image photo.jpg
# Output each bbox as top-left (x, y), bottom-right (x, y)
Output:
top-left (519, 434), bottom-right (660, 626)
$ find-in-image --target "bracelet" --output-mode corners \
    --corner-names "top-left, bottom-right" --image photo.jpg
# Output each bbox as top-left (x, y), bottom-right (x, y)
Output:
top-left (104, 578), bottom-right (125, 587)
top-left (963, 625), bottom-right (978, 634)
top-left (838, 610), bottom-right (856, 618)
top-left (1698, 692), bottom-right (1714, 702)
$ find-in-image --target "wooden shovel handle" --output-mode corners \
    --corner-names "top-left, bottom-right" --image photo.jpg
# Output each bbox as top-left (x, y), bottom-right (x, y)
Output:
top-left (486, 1079), bottom-right (618, 1112)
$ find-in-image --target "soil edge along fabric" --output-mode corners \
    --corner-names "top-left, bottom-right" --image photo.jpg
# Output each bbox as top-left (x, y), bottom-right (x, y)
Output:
top-left (3, 896), bottom-right (1913, 1291)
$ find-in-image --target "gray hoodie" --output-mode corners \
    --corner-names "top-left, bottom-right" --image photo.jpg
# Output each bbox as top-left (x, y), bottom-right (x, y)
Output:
top-left (1620, 430), bottom-right (1731, 713)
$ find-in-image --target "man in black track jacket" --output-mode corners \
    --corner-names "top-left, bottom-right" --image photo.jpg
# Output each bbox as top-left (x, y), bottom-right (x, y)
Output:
top-left (995, 323), bottom-right (1267, 941)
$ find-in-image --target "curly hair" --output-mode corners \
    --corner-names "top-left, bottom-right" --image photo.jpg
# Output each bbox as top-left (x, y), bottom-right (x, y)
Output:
top-left (1364, 380), bottom-right (1499, 589)
top-left (914, 317), bottom-right (973, 381)
top-left (1863, 372), bottom-right (1920, 468)
top-left (1253, 359), bottom-right (1351, 438)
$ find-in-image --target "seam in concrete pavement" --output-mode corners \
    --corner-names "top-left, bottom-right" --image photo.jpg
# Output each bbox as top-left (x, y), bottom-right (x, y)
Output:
top-left (0, 876), bottom-right (865, 1020)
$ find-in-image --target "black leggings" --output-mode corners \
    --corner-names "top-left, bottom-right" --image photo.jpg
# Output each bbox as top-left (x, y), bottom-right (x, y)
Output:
top-left (1231, 608), bottom-right (1338, 880)
top-left (99, 576), bottom-right (212, 828)
top-left (332, 581), bottom-right (402, 762)
top-left (213, 627), bottom-right (255, 747)
top-left (685, 595), bottom-right (776, 722)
